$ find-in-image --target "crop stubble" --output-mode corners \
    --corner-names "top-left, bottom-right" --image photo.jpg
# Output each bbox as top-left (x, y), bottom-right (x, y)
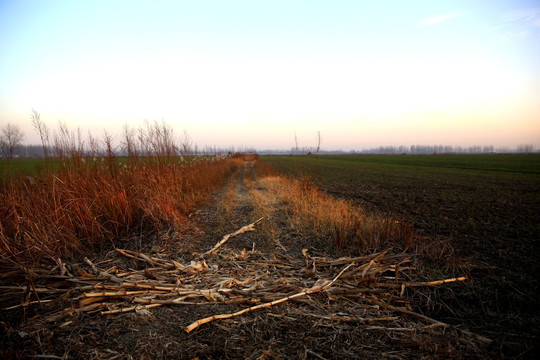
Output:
top-left (262, 154), bottom-right (540, 358)
top-left (0, 158), bottom-right (494, 359)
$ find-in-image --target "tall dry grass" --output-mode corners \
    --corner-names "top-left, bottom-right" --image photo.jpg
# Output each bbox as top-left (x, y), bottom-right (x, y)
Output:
top-left (0, 120), bottom-right (243, 266)
top-left (250, 161), bottom-right (415, 251)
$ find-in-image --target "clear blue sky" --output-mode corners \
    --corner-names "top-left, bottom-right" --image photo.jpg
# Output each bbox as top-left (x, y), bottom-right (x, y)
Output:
top-left (1, 0), bottom-right (539, 150)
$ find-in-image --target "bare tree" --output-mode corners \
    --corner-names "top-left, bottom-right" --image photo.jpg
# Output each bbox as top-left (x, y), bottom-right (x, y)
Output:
top-left (0, 123), bottom-right (25, 158)
top-left (316, 131), bottom-right (322, 157)
top-left (31, 109), bottom-right (50, 160)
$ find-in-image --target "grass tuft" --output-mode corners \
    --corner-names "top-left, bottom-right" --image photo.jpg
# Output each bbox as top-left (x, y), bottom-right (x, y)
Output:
top-left (249, 171), bottom-right (416, 251)
top-left (0, 121), bottom-right (246, 267)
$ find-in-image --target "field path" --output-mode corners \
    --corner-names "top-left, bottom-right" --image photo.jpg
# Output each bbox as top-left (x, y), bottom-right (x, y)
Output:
top-left (12, 160), bottom-right (489, 359)
top-left (188, 160), bottom-right (270, 255)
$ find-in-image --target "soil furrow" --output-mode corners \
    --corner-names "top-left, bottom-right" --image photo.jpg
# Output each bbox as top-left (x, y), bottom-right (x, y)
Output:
top-left (2, 160), bottom-right (491, 359)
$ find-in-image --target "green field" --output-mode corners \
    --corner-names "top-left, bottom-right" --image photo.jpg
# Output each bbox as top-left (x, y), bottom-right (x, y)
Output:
top-left (261, 153), bottom-right (540, 355)
top-left (262, 153), bottom-right (540, 249)
top-left (263, 153), bottom-right (540, 176)
top-left (0, 157), bottom-right (49, 177)
top-left (0, 156), bottom-right (201, 180)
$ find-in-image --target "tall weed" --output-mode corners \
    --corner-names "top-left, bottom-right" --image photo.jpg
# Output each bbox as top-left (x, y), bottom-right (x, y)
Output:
top-left (0, 120), bottom-right (243, 266)
top-left (250, 173), bottom-right (416, 251)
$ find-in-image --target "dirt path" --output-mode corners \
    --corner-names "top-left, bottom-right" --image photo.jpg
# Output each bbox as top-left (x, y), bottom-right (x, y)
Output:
top-left (6, 161), bottom-right (491, 359)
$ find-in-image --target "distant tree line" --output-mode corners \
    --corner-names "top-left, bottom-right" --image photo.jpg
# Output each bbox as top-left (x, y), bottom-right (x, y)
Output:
top-left (0, 120), bottom-right (537, 158)
top-left (7, 141), bottom-right (535, 158)
top-left (354, 144), bottom-right (536, 154)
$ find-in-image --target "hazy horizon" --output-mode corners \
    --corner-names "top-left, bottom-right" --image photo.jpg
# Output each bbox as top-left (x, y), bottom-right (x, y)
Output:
top-left (1, 0), bottom-right (539, 150)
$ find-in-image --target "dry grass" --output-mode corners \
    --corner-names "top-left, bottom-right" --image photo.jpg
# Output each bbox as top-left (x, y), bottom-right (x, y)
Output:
top-left (1, 159), bottom-right (490, 359)
top-left (0, 120), bottom-right (246, 267)
top-left (0, 157), bottom-right (242, 265)
top-left (215, 171), bottom-right (242, 228)
top-left (249, 169), bottom-right (416, 252)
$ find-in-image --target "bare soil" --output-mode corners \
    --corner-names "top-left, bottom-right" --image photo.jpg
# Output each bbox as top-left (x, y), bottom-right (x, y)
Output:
top-left (320, 170), bottom-right (540, 358)
top-left (1, 161), bottom-right (495, 359)
top-left (262, 155), bottom-right (540, 359)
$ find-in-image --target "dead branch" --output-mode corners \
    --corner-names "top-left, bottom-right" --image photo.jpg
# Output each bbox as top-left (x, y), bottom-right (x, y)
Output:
top-left (203, 217), bottom-right (263, 256)
top-left (366, 298), bottom-right (492, 344)
top-left (183, 262), bottom-right (354, 333)
top-left (405, 276), bottom-right (468, 287)
top-left (100, 303), bottom-right (162, 315)
top-left (3, 244), bottom-right (481, 351)
top-left (84, 257), bottom-right (123, 284)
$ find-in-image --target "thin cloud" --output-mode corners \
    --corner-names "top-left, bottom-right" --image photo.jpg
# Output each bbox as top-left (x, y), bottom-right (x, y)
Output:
top-left (501, 31), bottom-right (528, 40)
top-left (482, 25), bottom-right (504, 34)
top-left (483, 9), bottom-right (540, 37)
top-left (501, 8), bottom-right (540, 23)
top-left (418, 12), bottom-right (462, 27)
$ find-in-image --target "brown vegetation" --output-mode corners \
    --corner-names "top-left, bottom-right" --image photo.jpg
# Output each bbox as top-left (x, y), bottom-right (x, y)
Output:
top-left (0, 120), bottom-right (243, 267)
top-left (1, 159), bottom-right (488, 359)
top-left (0, 157), bottom-right (241, 264)
top-left (249, 162), bottom-right (416, 252)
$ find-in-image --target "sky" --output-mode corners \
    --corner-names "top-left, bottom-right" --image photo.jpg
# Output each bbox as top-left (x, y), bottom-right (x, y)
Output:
top-left (1, 0), bottom-right (539, 151)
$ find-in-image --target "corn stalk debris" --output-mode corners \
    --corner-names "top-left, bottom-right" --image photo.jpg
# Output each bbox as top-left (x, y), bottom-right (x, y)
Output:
top-left (0, 220), bottom-right (483, 343)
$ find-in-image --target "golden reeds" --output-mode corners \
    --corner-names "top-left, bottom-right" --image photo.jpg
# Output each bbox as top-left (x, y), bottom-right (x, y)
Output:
top-left (0, 120), bottom-right (246, 266)
top-left (248, 173), bottom-right (416, 251)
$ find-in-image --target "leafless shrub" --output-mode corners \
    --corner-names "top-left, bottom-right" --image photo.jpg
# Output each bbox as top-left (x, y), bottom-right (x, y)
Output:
top-left (0, 123), bottom-right (25, 159)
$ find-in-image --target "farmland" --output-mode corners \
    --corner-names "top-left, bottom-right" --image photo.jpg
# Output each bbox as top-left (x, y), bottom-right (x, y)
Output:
top-left (1, 152), bottom-right (538, 358)
top-left (262, 154), bottom-right (540, 357)
top-left (0, 157), bottom-right (52, 178)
